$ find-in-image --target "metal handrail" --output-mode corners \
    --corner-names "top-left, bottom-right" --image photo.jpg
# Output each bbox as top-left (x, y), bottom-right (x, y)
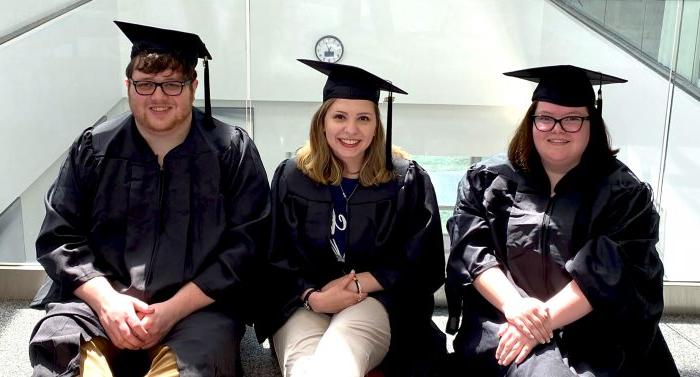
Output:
top-left (0, 0), bottom-right (92, 46)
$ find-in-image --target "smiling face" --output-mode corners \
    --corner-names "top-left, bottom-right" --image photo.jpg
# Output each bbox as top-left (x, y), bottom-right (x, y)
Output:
top-left (323, 98), bottom-right (378, 173)
top-left (127, 68), bottom-right (198, 136)
top-left (532, 101), bottom-right (590, 174)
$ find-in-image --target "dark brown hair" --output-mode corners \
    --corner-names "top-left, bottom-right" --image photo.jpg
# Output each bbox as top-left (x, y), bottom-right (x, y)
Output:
top-left (508, 101), bottom-right (618, 171)
top-left (125, 52), bottom-right (197, 81)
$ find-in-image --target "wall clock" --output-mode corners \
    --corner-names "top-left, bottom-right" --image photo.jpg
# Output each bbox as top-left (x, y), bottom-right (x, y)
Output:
top-left (315, 35), bottom-right (344, 63)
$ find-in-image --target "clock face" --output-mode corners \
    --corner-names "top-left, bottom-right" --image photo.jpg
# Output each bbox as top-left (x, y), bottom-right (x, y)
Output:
top-left (315, 35), bottom-right (344, 63)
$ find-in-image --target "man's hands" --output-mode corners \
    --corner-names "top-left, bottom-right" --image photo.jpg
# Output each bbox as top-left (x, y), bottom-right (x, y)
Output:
top-left (137, 301), bottom-right (183, 349)
top-left (95, 291), bottom-right (153, 350)
top-left (98, 296), bottom-right (183, 350)
top-left (74, 277), bottom-right (153, 350)
top-left (76, 279), bottom-right (212, 350)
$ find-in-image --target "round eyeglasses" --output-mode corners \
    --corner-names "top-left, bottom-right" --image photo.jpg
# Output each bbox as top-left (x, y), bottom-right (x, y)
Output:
top-left (129, 79), bottom-right (191, 96)
top-left (531, 115), bottom-right (589, 133)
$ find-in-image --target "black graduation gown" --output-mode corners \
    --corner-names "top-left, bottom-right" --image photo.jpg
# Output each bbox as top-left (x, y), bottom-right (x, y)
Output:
top-left (255, 158), bottom-right (447, 377)
top-left (28, 109), bottom-right (271, 377)
top-left (445, 154), bottom-right (678, 377)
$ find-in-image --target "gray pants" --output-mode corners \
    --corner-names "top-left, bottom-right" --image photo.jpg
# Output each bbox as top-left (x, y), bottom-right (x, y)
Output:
top-left (29, 301), bottom-right (243, 377)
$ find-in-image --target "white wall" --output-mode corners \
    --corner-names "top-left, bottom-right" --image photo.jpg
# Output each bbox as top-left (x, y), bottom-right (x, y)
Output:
top-left (111, 0), bottom-right (545, 106)
top-left (245, 0), bottom-right (543, 178)
top-left (0, 0), bottom-right (122, 212)
top-left (109, 0), bottom-right (543, 179)
top-left (248, 0), bottom-right (544, 105)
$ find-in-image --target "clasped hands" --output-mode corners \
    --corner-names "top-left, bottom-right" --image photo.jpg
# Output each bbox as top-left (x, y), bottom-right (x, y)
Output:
top-left (496, 297), bottom-right (553, 366)
top-left (307, 270), bottom-right (368, 314)
top-left (95, 291), bottom-right (182, 350)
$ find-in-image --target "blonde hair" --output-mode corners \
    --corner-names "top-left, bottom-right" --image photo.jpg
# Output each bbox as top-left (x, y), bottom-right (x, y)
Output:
top-left (296, 98), bottom-right (408, 186)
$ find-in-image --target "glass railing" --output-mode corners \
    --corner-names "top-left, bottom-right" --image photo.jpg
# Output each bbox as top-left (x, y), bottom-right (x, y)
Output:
top-left (555, 0), bottom-right (700, 95)
top-left (2, 0), bottom-right (700, 284)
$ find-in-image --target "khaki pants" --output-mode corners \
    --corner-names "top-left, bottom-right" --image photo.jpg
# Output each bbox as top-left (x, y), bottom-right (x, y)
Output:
top-left (272, 297), bottom-right (391, 377)
top-left (80, 337), bottom-right (179, 377)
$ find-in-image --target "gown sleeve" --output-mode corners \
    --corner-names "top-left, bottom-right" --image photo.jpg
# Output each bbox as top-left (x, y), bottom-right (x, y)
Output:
top-left (566, 176), bottom-right (664, 330)
top-left (445, 165), bottom-right (502, 334)
top-left (369, 161), bottom-right (445, 298)
top-left (265, 159), bottom-right (318, 310)
top-left (192, 128), bottom-right (271, 302)
top-left (35, 129), bottom-right (106, 299)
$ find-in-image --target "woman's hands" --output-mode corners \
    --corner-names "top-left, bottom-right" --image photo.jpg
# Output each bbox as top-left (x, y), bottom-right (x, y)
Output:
top-left (496, 322), bottom-right (539, 366)
top-left (321, 273), bottom-right (357, 293)
top-left (308, 272), bottom-right (367, 313)
top-left (473, 267), bottom-right (553, 344)
top-left (502, 296), bottom-right (553, 344)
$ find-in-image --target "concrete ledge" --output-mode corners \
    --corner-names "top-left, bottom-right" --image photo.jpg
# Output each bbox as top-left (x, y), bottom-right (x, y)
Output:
top-left (0, 264), bottom-right (45, 300)
top-left (664, 282), bottom-right (700, 315)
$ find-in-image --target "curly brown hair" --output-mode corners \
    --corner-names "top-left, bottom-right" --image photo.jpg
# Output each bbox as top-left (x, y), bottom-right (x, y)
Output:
top-left (125, 52), bottom-right (197, 81)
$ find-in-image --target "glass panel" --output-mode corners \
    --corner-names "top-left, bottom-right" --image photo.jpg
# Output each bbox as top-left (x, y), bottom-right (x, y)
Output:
top-left (640, 1), bottom-right (667, 60)
top-left (604, 0), bottom-right (646, 49)
top-left (19, 152), bottom-right (67, 263)
top-left (0, 0), bottom-right (78, 37)
top-left (657, 1), bottom-right (681, 69)
top-left (0, 200), bottom-right (25, 263)
top-left (561, 0), bottom-right (607, 24)
top-left (675, 1), bottom-right (700, 84)
top-left (659, 82), bottom-right (700, 281)
top-left (414, 155), bottom-right (472, 233)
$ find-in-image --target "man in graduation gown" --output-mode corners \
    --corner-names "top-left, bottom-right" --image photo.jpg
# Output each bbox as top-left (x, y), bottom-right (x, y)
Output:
top-left (28, 21), bottom-right (270, 377)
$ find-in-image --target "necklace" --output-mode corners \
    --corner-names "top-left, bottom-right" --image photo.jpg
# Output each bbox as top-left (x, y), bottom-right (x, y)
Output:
top-left (340, 179), bottom-right (359, 201)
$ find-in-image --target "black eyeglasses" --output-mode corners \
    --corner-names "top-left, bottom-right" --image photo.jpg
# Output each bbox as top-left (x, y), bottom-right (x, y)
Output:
top-left (531, 115), bottom-right (589, 133)
top-left (129, 79), bottom-right (191, 96)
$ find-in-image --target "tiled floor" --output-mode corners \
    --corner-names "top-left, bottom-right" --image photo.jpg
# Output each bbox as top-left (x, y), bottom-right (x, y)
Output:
top-left (661, 315), bottom-right (700, 375)
top-left (2, 300), bottom-right (699, 376)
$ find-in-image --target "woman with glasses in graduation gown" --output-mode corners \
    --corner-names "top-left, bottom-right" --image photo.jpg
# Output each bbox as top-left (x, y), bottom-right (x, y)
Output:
top-left (254, 59), bottom-right (446, 377)
top-left (444, 65), bottom-right (679, 376)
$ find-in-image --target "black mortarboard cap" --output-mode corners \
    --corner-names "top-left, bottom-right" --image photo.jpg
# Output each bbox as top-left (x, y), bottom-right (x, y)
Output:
top-left (114, 21), bottom-right (214, 123)
top-left (503, 65), bottom-right (626, 113)
top-left (298, 59), bottom-right (407, 170)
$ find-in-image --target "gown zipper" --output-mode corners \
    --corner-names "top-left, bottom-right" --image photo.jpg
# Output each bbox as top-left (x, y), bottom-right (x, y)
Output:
top-left (540, 198), bottom-right (554, 297)
top-left (145, 168), bottom-right (165, 289)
